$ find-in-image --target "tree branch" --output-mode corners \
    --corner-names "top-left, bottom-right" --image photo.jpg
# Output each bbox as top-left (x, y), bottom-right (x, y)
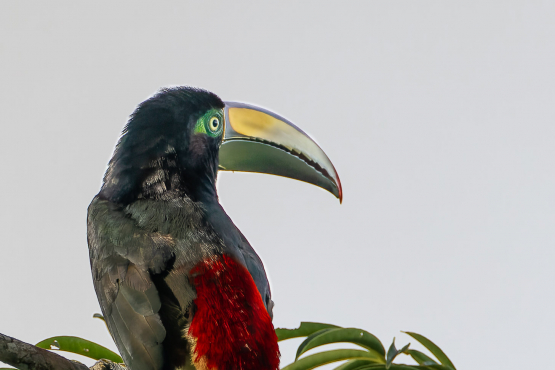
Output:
top-left (0, 333), bottom-right (125, 370)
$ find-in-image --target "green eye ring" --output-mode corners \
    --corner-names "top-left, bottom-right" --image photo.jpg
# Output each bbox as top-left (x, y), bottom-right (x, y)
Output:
top-left (208, 116), bottom-right (220, 133)
top-left (193, 109), bottom-right (224, 138)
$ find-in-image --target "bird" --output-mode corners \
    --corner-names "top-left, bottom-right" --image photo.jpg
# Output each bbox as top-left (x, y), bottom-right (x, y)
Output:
top-left (87, 87), bottom-right (342, 370)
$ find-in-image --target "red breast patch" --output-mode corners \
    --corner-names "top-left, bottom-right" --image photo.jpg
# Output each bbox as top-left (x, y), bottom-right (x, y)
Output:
top-left (189, 255), bottom-right (280, 370)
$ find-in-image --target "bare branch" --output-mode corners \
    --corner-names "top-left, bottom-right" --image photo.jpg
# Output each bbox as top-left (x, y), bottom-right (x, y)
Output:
top-left (0, 333), bottom-right (125, 370)
top-left (88, 359), bottom-right (126, 370)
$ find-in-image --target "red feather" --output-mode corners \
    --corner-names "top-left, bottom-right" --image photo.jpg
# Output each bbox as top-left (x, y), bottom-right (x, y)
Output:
top-left (189, 255), bottom-right (280, 370)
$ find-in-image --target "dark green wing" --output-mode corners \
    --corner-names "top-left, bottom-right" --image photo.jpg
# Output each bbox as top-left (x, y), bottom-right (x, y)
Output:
top-left (88, 197), bottom-right (174, 370)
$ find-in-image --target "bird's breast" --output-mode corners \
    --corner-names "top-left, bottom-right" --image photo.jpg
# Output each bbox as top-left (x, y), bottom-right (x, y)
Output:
top-left (186, 255), bottom-right (280, 370)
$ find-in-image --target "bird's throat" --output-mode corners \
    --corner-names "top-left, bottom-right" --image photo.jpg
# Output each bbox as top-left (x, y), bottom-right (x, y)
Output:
top-left (130, 152), bottom-right (218, 203)
top-left (187, 255), bottom-right (280, 370)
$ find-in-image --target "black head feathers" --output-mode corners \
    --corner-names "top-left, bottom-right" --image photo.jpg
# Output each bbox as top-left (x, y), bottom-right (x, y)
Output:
top-left (101, 87), bottom-right (225, 203)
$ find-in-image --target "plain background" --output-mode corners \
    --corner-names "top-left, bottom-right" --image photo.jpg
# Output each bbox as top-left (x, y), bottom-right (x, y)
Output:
top-left (1, 2), bottom-right (554, 369)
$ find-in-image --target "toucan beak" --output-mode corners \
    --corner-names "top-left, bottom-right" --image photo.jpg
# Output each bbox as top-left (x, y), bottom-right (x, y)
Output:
top-left (218, 102), bottom-right (342, 202)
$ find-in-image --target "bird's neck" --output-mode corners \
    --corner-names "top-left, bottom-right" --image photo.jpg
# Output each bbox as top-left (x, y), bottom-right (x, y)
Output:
top-left (183, 166), bottom-right (219, 204)
top-left (102, 152), bottom-right (220, 205)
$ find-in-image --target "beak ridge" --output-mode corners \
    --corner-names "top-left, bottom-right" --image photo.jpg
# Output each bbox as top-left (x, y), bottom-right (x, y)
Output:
top-left (219, 102), bottom-right (342, 202)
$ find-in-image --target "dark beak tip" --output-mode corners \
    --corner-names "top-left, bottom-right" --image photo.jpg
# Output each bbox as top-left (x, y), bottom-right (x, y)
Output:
top-left (337, 177), bottom-right (343, 204)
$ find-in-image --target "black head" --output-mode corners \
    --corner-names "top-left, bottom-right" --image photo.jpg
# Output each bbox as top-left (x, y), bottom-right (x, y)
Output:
top-left (101, 87), bottom-right (225, 204)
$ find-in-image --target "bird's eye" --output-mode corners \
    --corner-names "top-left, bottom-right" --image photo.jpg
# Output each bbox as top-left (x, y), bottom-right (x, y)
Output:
top-left (209, 117), bottom-right (220, 132)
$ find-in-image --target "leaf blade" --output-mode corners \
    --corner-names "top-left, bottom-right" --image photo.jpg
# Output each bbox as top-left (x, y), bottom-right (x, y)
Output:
top-left (35, 336), bottom-right (123, 363)
top-left (295, 328), bottom-right (337, 360)
top-left (402, 332), bottom-right (455, 370)
top-left (296, 328), bottom-right (386, 360)
top-left (386, 339), bottom-right (411, 368)
top-left (281, 349), bottom-right (382, 370)
top-left (334, 359), bottom-right (384, 370)
top-left (406, 349), bottom-right (438, 366)
top-left (276, 322), bottom-right (341, 342)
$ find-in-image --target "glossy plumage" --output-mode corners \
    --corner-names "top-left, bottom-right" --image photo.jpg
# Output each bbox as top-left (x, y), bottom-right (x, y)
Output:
top-left (88, 87), bottom-right (276, 370)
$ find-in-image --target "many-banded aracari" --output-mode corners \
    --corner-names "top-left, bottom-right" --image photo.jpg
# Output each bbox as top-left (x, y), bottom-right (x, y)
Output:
top-left (87, 87), bottom-right (341, 370)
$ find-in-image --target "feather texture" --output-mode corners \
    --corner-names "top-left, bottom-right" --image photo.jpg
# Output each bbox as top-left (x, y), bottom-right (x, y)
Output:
top-left (88, 87), bottom-right (278, 370)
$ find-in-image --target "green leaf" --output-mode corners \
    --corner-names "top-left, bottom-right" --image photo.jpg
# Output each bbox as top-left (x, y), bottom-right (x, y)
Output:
top-left (335, 365), bottom-right (424, 370)
top-left (296, 328), bottom-right (386, 360)
top-left (352, 366), bottom-right (449, 370)
top-left (276, 322), bottom-right (341, 342)
top-left (295, 328), bottom-right (335, 359)
top-left (385, 339), bottom-right (410, 368)
top-left (403, 332), bottom-right (455, 370)
top-left (338, 365), bottom-right (386, 370)
top-left (93, 313), bottom-right (109, 331)
top-left (36, 336), bottom-right (123, 363)
top-left (406, 349), bottom-right (438, 366)
top-left (334, 359), bottom-right (383, 370)
top-left (281, 349), bottom-right (382, 370)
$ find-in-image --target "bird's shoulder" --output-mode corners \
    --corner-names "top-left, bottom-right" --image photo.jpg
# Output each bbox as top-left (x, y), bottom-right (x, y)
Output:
top-left (87, 194), bottom-right (217, 370)
top-left (87, 194), bottom-right (230, 275)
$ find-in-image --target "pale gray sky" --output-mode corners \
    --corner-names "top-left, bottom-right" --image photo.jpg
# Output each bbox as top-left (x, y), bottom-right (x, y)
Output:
top-left (1, 2), bottom-right (554, 369)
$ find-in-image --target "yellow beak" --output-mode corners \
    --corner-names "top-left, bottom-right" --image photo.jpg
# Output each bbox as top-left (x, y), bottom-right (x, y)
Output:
top-left (219, 102), bottom-right (342, 202)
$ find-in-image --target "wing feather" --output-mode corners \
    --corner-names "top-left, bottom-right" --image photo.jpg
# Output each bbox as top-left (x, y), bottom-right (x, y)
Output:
top-left (88, 195), bottom-right (226, 370)
top-left (88, 197), bottom-right (173, 370)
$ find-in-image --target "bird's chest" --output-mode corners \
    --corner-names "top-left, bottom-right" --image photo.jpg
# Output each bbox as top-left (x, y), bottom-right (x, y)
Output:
top-left (125, 198), bottom-right (225, 265)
